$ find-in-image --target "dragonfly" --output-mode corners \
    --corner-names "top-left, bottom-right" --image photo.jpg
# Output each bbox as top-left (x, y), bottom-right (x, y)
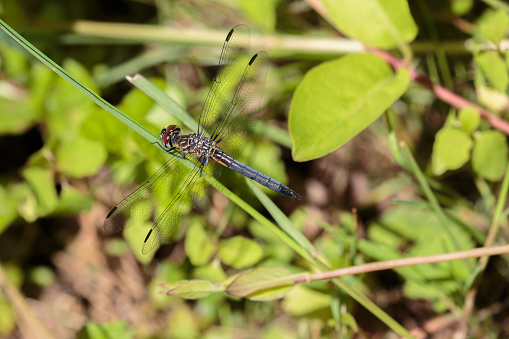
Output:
top-left (104, 25), bottom-right (302, 255)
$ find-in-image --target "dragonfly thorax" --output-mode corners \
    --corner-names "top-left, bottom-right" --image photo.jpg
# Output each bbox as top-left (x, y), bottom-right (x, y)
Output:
top-left (178, 133), bottom-right (220, 160)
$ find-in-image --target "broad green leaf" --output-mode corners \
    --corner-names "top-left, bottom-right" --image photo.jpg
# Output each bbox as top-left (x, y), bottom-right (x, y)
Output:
top-left (0, 184), bottom-right (24, 235)
top-left (478, 9), bottom-right (509, 45)
top-left (225, 266), bottom-right (294, 298)
top-left (432, 128), bottom-right (473, 176)
top-left (28, 266), bottom-right (55, 287)
top-left (22, 167), bottom-right (58, 216)
top-left (239, 0), bottom-right (276, 31)
top-left (52, 186), bottom-right (94, 215)
top-left (0, 98), bottom-right (38, 135)
top-left (246, 285), bottom-right (293, 301)
top-left (218, 236), bottom-right (263, 269)
top-left (185, 220), bottom-right (215, 266)
top-left (477, 51), bottom-right (508, 93)
top-left (162, 280), bottom-right (217, 299)
top-left (123, 220), bottom-right (156, 264)
top-left (56, 137), bottom-right (107, 178)
top-left (282, 285), bottom-right (332, 316)
top-left (78, 321), bottom-right (132, 339)
top-left (193, 262), bottom-right (227, 283)
top-left (472, 130), bottom-right (508, 181)
top-left (477, 85), bottom-right (509, 112)
top-left (451, 0), bottom-right (473, 16)
top-left (458, 107), bottom-right (480, 134)
top-left (290, 54), bottom-right (410, 161)
top-left (322, 0), bottom-right (418, 49)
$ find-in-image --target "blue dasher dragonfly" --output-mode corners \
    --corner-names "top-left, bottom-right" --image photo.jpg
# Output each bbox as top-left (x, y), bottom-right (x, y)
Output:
top-left (104, 25), bottom-right (302, 254)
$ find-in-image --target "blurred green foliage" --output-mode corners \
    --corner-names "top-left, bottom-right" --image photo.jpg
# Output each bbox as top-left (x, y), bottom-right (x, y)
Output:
top-left (1, 0), bottom-right (509, 338)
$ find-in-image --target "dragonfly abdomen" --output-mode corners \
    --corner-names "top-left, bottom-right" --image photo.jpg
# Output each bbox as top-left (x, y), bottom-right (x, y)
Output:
top-left (212, 151), bottom-right (302, 200)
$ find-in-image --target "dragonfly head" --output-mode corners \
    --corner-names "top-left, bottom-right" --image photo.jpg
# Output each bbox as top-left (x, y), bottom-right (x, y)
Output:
top-left (160, 125), bottom-right (181, 148)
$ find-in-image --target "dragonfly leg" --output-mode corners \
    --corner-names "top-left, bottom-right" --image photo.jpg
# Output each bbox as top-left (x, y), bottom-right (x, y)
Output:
top-left (152, 141), bottom-right (173, 154)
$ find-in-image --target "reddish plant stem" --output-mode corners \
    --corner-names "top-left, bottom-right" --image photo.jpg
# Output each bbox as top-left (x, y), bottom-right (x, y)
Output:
top-left (369, 47), bottom-right (509, 136)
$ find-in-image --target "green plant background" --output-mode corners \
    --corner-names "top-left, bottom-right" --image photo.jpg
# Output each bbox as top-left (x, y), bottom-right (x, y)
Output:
top-left (1, 0), bottom-right (509, 338)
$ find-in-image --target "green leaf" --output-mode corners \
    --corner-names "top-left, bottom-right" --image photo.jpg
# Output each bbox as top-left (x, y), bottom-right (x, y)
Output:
top-left (477, 51), bottom-right (508, 93)
top-left (451, 0), bottom-right (473, 16)
top-left (56, 137), bottom-right (107, 177)
top-left (245, 284), bottom-right (294, 301)
top-left (478, 9), bottom-right (509, 45)
top-left (476, 85), bottom-right (509, 112)
top-left (458, 107), bottom-right (480, 134)
top-left (322, 0), bottom-right (418, 49)
top-left (0, 98), bottom-right (38, 135)
top-left (0, 184), bottom-right (24, 235)
top-left (289, 54), bottom-right (410, 161)
top-left (123, 220), bottom-right (157, 264)
top-left (218, 236), bottom-right (263, 269)
top-left (225, 266), bottom-right (294, 299)
top-left (432, 128), bottom-right (473, 175)
top-left (472, 130), bottom-right (508, 181)
top-left (282, 285), bottom-right (332, 316)
top-left (52, 186), bottom-right (94, 215)
top-left (185, 219), bottom-right (215, 266)
top-left (239, 0), bottom-right (276, 31)
top-left (161, 280), bottom-right (217, 299)
top-left (22, 167), bottom-right (59, 216)
top-left (78, 321), bottom-right (132, 339)
top-left (28, 266), bottom-right (55, 287)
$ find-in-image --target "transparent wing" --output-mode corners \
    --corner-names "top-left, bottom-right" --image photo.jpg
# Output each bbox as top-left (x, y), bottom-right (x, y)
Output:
top-left (199, 24), bottom-right (269, 158)
top-left (198, 25), bottom-right (251, 143)
top-left (141, 160), bottom-right (206, 254)
top-left (104, 154), bottom-right (210, 253)
top-left (209, 51), bottom-right (269, 158)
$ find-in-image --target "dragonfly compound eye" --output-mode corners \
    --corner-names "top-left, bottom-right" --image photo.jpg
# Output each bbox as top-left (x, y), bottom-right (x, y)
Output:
top-left (161, 131), bottom-right (171, 146)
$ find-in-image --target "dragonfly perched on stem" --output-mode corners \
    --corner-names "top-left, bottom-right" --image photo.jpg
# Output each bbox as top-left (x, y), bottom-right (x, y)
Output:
top-left (104, 25), bottom-right (302, 254)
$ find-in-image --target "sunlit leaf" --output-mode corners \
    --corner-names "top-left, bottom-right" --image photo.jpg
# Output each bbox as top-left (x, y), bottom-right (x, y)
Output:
top-left (477, 85), bottom-right (509, 112)
top-left (477, 51), bottom-right (508, 93)
top-left (322, 0), bottom-right (418, 49)
top-left (22, 166), bottom-right (58, 216)
top-left (478, 9), bottom-right (509, 45)
top-left (53, 185), bottom-right (94, 215)
top-left (458, 107), bottom-right (480, 134)
top-left (218, 236), bottom-right (263, 269)
top-left (56, 137), bottom-right (107, 177)
top-left (432, 128), bottom-right (473, 175)
top-left (185, 219), bottom-right (215, 266)
top-left (451, 0), bottom-right (473, 16)
top-left (290, 54), bottom-right (409, 161)
top-left (472, 130), bottom-right (508, 181)
top-left (78, 321), bottom-right (132, 339)
top-left (161, 280), bottom-right (217, 299)
top-left (225, 266), bottom-right (294, 298)
top-left (282, 285), bottom-right (332, 316)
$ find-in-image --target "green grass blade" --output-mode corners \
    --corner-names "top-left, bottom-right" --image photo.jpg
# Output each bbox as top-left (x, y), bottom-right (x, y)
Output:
top-left (126, 74), bottom-right (199, 132)
top-left (246, 179), bottom-right (316, 257)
